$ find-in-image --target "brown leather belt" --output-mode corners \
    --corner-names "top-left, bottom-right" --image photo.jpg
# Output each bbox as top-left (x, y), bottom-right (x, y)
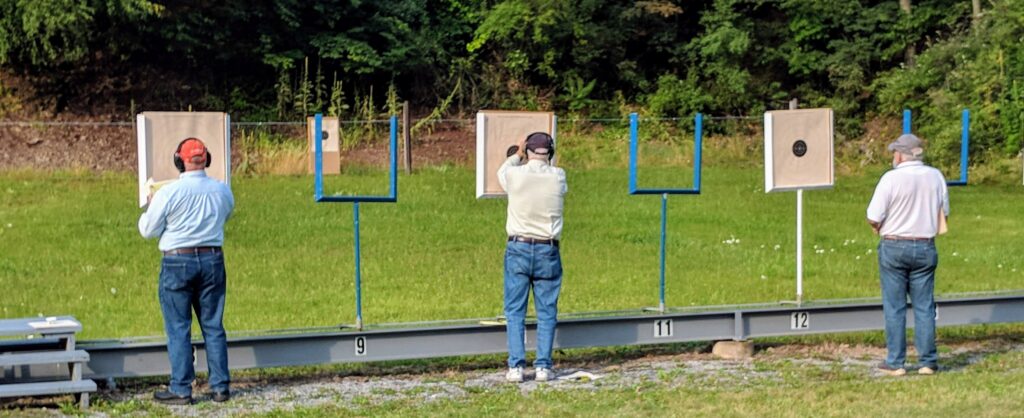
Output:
top-left (508, 236), bottom-right (559, 247)
top-left (163, 246), bottom-right (222, 256)
top-left (882, 236), bottom-right (933, 241)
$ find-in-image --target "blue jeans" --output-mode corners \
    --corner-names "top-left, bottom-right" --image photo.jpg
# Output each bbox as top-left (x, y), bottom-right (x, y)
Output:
top-left (504, 241), bottom-right (562, 369)
top-left (159, 252), bottom-right (230, 396)
top-left (878, 239), bottom-right (938, 369)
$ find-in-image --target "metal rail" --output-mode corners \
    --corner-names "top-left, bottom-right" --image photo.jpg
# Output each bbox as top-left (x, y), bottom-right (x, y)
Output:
top-left (0, 293), bottom-right (1008, 380)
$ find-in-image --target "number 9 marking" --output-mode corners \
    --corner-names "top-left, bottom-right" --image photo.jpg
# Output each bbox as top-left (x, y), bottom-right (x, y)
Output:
top-left (355, 336), bottom-right (367, 356)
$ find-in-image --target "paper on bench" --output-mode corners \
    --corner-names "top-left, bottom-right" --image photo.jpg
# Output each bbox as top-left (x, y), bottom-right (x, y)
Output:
top-left (27, 319), bottom-right (79, 329)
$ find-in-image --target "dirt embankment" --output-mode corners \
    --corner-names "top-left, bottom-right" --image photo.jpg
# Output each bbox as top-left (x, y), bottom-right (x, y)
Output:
top-left (1, 70), bottom-right (477, 172)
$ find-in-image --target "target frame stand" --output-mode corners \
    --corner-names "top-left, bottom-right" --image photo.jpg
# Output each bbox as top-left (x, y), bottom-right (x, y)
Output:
top-left (902, 108), bottom-right (971, 186)
top-left (628, 112), bottom-right (704, 313)
top-left (313, 113), bottom-right (399, 329)
top-left (764, 101), bottom-right (835, 307)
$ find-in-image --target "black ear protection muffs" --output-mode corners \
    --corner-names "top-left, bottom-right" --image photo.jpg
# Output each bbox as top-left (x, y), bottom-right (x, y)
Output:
top-left (173, 138), bottom-right (212, 173)
top-left (525, 132), bottom-right (555, 161)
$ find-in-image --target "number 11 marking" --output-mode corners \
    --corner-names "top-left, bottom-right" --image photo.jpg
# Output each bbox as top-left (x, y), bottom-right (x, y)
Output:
top-left (654, 319), bottom-right (673, 338)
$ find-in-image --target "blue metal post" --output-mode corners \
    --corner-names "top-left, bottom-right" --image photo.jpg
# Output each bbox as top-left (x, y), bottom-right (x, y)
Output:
top-left (903, 109), bottom-right (911, 134)
top-left (659, 192), bottom-right (667, 312)
top-left (629, 113), bottom-right (639, 193)
top-left (694, 113), bottom-right (703, 191)
top-left (314, 114), bottom-right (323, 199)
top-left (389, 116), bottom-right (398, 196)
top-left (353, 201), bottom-right (363, 329)
top-left (960, 108), bottom-right (970, 184)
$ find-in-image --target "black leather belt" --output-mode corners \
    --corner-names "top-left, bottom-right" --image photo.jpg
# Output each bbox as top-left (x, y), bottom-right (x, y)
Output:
top-left (508, 236), bottom-right (559, 247)
top-left (164, 246), bottom-right (222, 256)
top-left (882, 236), bottom-right (933, 241)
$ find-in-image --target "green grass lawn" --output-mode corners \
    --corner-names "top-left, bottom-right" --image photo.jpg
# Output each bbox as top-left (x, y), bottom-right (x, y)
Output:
top-left (1, 165), bottom-right (1022, 339)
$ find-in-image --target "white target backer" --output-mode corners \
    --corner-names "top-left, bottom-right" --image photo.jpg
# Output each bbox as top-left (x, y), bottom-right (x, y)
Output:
top-left (136, 112), bottom-right (231, 207)
top-left (475, 110), bottom-right (556, 199)
top-left (764, 108), bottom-right (834, 192)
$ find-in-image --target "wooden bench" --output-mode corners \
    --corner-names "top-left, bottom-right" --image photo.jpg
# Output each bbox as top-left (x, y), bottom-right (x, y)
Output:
top-left (0, 317), bottom-right (96, 409)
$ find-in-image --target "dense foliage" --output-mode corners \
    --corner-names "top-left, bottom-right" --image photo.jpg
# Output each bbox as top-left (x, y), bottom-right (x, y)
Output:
top-left (0, 0), bottom-right (1021, 159)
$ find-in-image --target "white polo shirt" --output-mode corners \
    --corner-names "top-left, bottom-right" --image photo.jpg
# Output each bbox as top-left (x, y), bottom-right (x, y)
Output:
top-left (867, 161), bottom-right (949, 238)
top-left (497, 155), bottom-right (567, 240)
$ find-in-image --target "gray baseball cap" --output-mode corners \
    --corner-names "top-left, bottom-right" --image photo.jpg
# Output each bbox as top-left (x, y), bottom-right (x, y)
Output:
top-left (888, 134), bottom-right (924, 157)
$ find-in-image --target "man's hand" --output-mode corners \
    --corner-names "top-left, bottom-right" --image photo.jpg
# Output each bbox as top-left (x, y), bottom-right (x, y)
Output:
top-left (516, 137), bottom-right (527, 160)
top-left (867, 219), bottom-right (882, 235)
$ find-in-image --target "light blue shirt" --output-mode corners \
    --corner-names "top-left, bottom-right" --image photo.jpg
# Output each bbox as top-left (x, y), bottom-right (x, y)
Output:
top-left (138, 170), bottom-right (234, 252)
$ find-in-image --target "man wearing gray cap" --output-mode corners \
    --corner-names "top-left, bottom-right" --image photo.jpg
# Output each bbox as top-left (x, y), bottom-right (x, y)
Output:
top-left (867, 133), bottom-right (949, 376)
top-left (497, 132), bottom-right (567, 383)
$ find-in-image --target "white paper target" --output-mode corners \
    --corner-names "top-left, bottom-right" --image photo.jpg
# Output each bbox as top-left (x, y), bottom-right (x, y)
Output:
top-left (764, 108), bottom-right (834, 192)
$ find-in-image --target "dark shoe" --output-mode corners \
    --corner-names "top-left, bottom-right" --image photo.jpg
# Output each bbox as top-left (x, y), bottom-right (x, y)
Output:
top-left (211, 390), bottom-right (231, 403)
top-left (154, 390), bottom-right (192, 405)
top-left (877, 362), bottom-right (906, 376)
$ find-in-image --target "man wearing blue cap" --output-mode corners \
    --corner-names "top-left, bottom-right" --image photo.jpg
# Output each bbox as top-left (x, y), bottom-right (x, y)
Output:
top-left (497, 132), bottom-right (567, 383)
top-left (867, 133), bottom-right (949, 376)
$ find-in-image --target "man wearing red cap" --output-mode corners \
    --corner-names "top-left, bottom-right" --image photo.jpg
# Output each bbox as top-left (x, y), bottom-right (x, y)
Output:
top-left (139, 137), bottom-right (234, 404)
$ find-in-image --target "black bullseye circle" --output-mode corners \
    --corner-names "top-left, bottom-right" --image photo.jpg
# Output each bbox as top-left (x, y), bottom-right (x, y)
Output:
top-left (792, 140), bottom-right (807, 157)
top-left (322, 131), bottom-right (330, 140)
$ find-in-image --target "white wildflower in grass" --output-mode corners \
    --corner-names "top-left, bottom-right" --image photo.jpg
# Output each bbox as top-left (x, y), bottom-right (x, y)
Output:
top-left (976, 215), bottom-right (982, 219)
top-left (815, 249), bottom-right (825, 254)
top-left (37, 313), bottom-right (43, 317)
top-left (866, 249), bottom-right (873, 254)
top-left (760, 244), bottom-right (766, 249)
top-left (110, 287), bottom-right (117, 295)
top-left (998, 264), bottom-right (1003, 269)
top-left (773, 244), bottom-right (781, 251)
top-left (964, 258), bottom-right (969, 262)
top-left (5, 223), bottom-right (11, 228)
top-left (813, 244), bottom-right (819, 249)
top-left (722, 235), bottom-right (740, 245)
top-left (1013, 268), bottom-right (1018, 273)
top-left (760, 275), bottom-right (767, 280)
top-left (856, 255), bottom-right (862, 260)
top-left (952, 252), bottom-right (959, 257)
top-left (830, 248), bottom-right (835, 252)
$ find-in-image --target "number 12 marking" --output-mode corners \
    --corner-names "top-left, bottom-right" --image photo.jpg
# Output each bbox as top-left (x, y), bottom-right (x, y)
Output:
top-left (791, 312), bottom-right (810, 330)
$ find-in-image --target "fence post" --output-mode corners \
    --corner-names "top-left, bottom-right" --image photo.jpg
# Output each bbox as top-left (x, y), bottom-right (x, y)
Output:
top-left (402, 101), bottom-right (412, 174)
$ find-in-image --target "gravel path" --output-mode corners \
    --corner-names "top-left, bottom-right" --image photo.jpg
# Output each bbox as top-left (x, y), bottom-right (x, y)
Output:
top-left (4, 339), bottom-right (1022, 416)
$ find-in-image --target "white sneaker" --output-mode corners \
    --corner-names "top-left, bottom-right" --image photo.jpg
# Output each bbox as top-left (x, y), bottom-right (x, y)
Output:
top-left (918, 366), bottom-right (936, 375)
top-left (505, 367), bottom-right (524, 383)
top-left (535, 367), bottom-right (554, 382)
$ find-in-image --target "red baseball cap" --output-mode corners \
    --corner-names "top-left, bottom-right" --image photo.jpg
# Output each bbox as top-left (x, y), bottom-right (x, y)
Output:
top-left (179, 138), bottom-right (207, 162)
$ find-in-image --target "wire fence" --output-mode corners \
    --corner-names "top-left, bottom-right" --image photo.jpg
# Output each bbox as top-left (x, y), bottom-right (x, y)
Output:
top-left (0, 114), bottom-right (765, 127)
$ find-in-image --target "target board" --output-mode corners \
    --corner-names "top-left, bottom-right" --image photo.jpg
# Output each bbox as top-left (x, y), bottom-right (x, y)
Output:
top-left (307, 116), bottom-right (341, 174)
top-left (136, 112), bottom-right (231, 207)
top-left (764, 108), bottom-right (834, 192)
top-left (475, 110), bottom-right (556, 198)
